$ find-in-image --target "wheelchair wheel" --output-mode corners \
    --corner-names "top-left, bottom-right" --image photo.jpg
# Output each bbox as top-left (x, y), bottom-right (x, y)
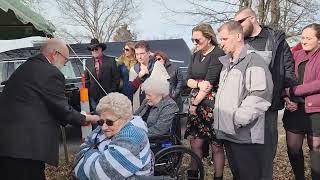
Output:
top-left (154, 145), bottom-right (204, 180)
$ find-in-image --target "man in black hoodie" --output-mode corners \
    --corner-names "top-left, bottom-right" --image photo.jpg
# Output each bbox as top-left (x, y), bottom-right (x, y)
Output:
top-left (233, 8), bottom-right (297, 180)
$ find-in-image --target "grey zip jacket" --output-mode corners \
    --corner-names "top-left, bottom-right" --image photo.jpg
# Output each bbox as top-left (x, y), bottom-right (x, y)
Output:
top-left (214, 45), bottom-right (273, 144)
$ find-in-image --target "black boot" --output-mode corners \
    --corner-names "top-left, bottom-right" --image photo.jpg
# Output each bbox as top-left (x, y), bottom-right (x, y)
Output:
top-left (310, 151), bottom-right (320, 180)
top-left (187, 170), bottom-right (199, 180)
top-left (202, 139), bottom-right (209, 158)
top-left (213, 175), bottom-right (223, 180)
top-left (287, 149), bottom-right (305, 180)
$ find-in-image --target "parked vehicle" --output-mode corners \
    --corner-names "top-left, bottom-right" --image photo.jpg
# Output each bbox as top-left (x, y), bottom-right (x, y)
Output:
top-left (0, 39), bottom-right (191, 112)
top-left (0, 55), bottom-right (92, 111)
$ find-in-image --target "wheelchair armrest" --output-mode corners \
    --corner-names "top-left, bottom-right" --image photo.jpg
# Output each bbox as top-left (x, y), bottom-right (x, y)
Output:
top-left (149, 134), bottom-right (172, 142)
top-left (175, 112), bottom-right (187, 117)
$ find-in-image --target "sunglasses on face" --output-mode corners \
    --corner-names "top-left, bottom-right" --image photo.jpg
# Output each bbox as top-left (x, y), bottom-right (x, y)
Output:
top-left (156, 57), bottom-right (163, 61)
top-left (236, 16), bottom-right (251, 24)
top-left (97, 117), bottom-right (121, 126)
top-left (124, 48), bottom-right (130, 52)
top-left (191, 38), bottom-right (202, 44)
top-left (90, 47), bottom-right (99, 52)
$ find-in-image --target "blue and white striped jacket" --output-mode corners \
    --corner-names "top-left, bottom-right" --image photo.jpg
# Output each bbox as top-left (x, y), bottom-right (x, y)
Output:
top-left (74, 116), bottom-right (153, 180)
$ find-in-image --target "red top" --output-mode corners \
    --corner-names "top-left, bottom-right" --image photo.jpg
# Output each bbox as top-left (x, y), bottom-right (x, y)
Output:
top-left (292, 48), bottom-right (320, 113)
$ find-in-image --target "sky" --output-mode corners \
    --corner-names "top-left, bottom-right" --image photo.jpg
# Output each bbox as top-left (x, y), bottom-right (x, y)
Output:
top-left (0, 0), bottom-right (203, 53)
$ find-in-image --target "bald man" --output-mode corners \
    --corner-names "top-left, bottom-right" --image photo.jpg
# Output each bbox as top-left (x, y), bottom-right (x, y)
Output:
top-left (0, 38), bottom-right (100, 180)
top-left (234, 8), bottom-right (297, 180)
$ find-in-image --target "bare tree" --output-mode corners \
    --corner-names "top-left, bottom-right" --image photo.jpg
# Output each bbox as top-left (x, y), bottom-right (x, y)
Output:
top-left (160, 0), bottom-right (319, 36)
top-left (158, 0), bottom-right (238, 26)
top-left (55, 0), bottom-right (138, 42)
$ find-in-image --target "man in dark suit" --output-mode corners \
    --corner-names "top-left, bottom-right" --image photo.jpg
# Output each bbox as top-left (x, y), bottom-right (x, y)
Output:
top-left (85, 38), bottom-right (120, 111)
top-left (0, 39), bottom-right (100, 180)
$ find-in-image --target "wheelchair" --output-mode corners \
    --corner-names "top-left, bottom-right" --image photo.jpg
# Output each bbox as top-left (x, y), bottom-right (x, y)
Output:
top-left (149, 113), bottom-right (204, 180)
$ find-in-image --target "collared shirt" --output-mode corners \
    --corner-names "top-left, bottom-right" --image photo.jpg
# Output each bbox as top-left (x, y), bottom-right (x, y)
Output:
top-left (94, 56), bottom-right (103, 78)
top-left (245, 27), bottom-right (270, 51)
top-left (44, 55), bottom-right (52, 64)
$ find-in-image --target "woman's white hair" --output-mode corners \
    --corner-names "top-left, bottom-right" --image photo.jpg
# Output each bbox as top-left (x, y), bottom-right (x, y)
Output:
top-left (141, 77), bottom-right (170, 97)
top-left (96, 92), bottom-right (132, 117)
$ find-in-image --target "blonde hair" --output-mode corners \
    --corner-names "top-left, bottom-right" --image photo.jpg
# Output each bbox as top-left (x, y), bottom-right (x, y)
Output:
top-left (192, 23), bottom-right (218, 46)
top-left (96, 92), bottom-right (132, 117)
top-left (117, 41), bottom-right (137, 70)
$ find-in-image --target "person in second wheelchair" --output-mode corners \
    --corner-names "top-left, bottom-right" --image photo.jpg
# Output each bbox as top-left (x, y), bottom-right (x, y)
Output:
top-left (134, 77), bottom-right (179, 139)
top-left (74, 92), bottom-right (154, 180)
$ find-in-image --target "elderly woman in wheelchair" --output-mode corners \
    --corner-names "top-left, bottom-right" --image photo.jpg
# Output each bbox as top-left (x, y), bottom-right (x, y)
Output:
top-left (134, 78), bottom-right (179, 138)
top-left (135, 78), bottom-right (205, 180)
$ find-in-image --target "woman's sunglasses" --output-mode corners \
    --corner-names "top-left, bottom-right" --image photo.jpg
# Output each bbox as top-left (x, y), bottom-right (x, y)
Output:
top-left (191, 38), bottom-right (202, 44)
top-left (124, 48), bottom-right (130, 52)
top-left (97, 117), bottom-right (121, 126)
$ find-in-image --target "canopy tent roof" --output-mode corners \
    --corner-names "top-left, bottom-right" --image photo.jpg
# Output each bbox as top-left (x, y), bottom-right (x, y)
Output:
top-left (0, 0), bottom-right (55, 40)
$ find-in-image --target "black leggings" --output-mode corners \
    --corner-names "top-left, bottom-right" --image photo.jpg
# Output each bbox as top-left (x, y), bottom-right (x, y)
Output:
top-left (286, 131), bottom-right (320, 180)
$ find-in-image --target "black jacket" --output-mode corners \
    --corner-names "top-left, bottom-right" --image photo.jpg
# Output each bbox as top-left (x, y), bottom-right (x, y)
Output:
top-left (265, 27), bottom-right (297, 110)
top-left (85, 55), bottom-right (120, 103)
top-left (164, 61), bottom-right (184, 99)
top-left (0, 54), bottom-right (85, 165)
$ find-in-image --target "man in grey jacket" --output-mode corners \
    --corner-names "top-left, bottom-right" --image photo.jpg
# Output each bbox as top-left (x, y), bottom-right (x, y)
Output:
top-left (234, 8), bottom-right (297, 180)
top-left (214, 21), bottom-right (273, 180)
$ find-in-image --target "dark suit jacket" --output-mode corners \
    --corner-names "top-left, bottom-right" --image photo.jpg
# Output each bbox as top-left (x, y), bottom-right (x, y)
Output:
top-left (85, 55), bottom-right (120, 103)
top-left (0, 54), bottom-right (85, 166)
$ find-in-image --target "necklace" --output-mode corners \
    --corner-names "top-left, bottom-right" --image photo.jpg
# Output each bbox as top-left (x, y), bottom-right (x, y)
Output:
top-left (201, 45), bottom-right (215, 62)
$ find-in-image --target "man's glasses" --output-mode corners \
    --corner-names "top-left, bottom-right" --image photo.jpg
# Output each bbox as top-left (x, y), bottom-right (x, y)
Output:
top-left (236, 16), bottom-right (251, 24)
top-left (90, 47), bottom-right (99, 52)
top-left (97, 117), bottom-right (121, 126)
top-left (124, 48), bottom-right (130, 52)
top-left (56, 51), bottom-right (68, 62)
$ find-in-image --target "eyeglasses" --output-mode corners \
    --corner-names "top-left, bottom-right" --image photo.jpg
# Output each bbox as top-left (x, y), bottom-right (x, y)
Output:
top-left (90, 47), bottom-right (99, 52)
top-left (56, 51), bottom-right (68, 62)
top-left (124, 48), bottom-right (130, 52)
top-left (156, 57), bottom-right (163, 61)
top-left (97, 117), bottom-right (121, 126)
top-left (236, 16), bottom-right (251, 24)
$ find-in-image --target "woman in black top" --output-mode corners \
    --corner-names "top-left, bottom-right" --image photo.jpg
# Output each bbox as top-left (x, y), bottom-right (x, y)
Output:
top-left (184, 23), bottom-right (225, 180)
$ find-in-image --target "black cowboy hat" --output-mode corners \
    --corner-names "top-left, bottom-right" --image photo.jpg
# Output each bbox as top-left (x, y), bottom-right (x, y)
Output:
top-left (87, 38), bottom-right (106, 51)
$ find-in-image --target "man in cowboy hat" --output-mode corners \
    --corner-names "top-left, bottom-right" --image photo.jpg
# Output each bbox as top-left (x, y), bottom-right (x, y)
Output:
top-left (85, 38), bottom-right (120, 112)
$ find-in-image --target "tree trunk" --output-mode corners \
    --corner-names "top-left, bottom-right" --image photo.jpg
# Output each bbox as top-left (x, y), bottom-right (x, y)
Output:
top-left (258, 0), bottom-right (265, 25)
top-left (270, 0), bottom-right (280, 28)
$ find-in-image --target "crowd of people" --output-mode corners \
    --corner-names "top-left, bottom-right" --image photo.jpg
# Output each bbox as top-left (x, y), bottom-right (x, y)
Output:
top-left (0, 6), bottom-right (319, 180)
